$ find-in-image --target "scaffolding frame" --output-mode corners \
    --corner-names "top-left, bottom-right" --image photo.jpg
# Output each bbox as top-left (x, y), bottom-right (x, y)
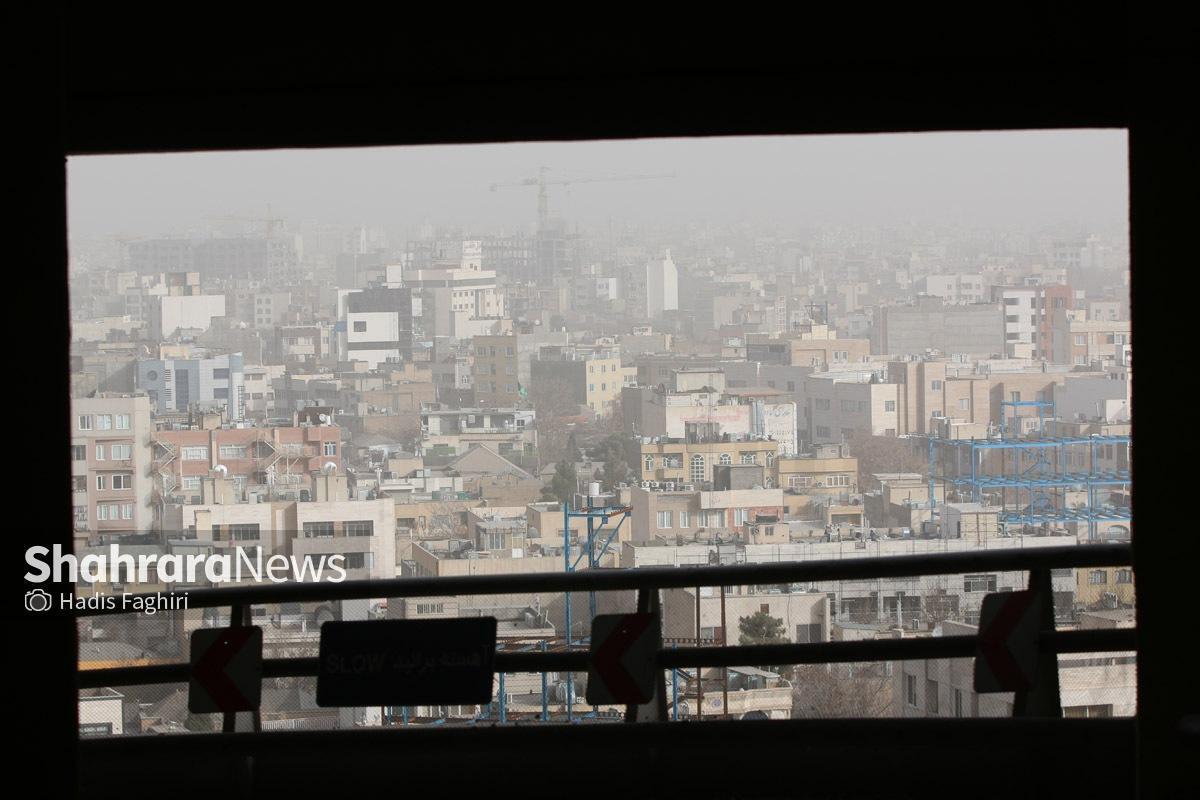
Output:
top-left (928, 418), bottom-right (1131, 539)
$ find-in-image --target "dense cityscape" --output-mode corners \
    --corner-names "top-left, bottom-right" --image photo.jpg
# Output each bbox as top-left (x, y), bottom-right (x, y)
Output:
top-left (65, 134), bottom-right (1133, 734)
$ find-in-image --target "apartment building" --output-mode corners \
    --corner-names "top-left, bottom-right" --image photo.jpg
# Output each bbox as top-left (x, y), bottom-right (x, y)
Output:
top-left (875, 298), bottom-right (1005, 357)
top-left (472, 333), bottom-right (520, 407)
top-left (404, 252), bottom-right (506, 339)
top-left (164, 481), bottom-right (395, 582)
top-left (804, 372), bottom-right (900, 444)
top-left (419, 406), bottom-right (537, 459)
top-left (895, 617), bottom-right (1135, 719)
top-left (888, 359), bottom-right (990, 435)
top-left (622, 536), bottom-right (1077, 628)
top-left (338, 285), bottom-right (417, 369)
top-left (1050, 309), bottom-right (1131, 367)
top-left (71, 393), bottom-right (155, 543)
top-left (995, 284), bottom-right (1074, 359)
top-left (921, 274), bottom-right (986, 304)
top-left (136, 353), bottom-right (247, 420)
top-left (150, 421), bottom-right (342, 504)
top-left (630, 485), bottom-right (785, 543)
top-left (530, 344), bottom-right (623, 416)
top-left (746, 325), bottom-right (871, 368)
top-left (775, 444), bottom-right (859, 521)
top-left (639, 433), bottom-right (781, 485)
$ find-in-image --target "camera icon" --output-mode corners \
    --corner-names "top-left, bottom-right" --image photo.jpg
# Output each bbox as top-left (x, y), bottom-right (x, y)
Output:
top-left (25, 589), bottom-right (53, 612)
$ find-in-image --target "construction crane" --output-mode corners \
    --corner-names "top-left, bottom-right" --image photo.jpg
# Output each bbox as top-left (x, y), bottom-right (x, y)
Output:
top-left (489, 166), bottom-right (675, 228)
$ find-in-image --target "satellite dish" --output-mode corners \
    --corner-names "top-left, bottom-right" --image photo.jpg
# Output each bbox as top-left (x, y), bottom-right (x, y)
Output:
top-left (214, 464), bottom-right (228, 477)
top-left (321, 461), bottom-right (337, 475)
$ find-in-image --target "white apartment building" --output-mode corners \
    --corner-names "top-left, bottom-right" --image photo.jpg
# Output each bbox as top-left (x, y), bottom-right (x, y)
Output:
top-left (71, 393), bottom-right (155, 542)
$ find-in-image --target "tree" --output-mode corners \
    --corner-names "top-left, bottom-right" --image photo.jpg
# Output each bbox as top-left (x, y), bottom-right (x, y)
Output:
top-left (738, 610), bottom-right (788, 645)
top-left (564, 433), bottom-right (582, 464)
top-left (541, 459), bottom-right (578, 505)
top-left (587, 432), bottom-right (638, 491)
top-left (851, 434), bottom-right (928, 488)
top-left (790, 663), bottom-right (894, 718)
top-left (528, 375), bottom-right (580, 467)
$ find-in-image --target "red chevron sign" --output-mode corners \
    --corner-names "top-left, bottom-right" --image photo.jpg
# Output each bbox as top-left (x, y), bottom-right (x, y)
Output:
top-left (586, 613), bottom-right (661, 705)
top-left (188, 626), bottom-right (263, 714)
top-left (973, 590), bottom-right (1041, 693)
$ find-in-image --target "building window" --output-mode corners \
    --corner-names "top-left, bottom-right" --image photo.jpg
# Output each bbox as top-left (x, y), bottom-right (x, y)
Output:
top-left (1088, 569), bottom-right (1108, 585)
top-left (181, 446), bottom-right (209, 461)
top-left (95, 444), bottom-right (105, 460)
top-left (931, 381), bottom-right (942, 390)
top-left (959, 398), bottom-right (970, 410)
top-left (656, 511), bottom-right (673, 529)
top-left (96, 415), bottom-right (112, 430)
top-left (963, 574), bottom-right (998, 593)
top-left (324, 442), bottom-right (337, 456)
top-left (181, 476), bottom-right (201, 491)
top-left (353, 321), bottom-right (367, 332)
top-left (906, 674), bottom-right (917, 707)
top-left (112, 474), bottom-right (132, 490)
top-left (953, 688), bottom-right (964, 718)
top-left (344, 552), bottom-right (371, 570)
top-left (229, 524), bottom-right (260, 541)
top-left (78, 415), bottom-right (93, 431)
top-left (95, 475), bottom-right (106, 491)
top-left (789, 476), bottom-right (811, 488)
top-left (79, 723), bottom-right (113, 737)
top-left (884, 400), bottom-right (896, 412)
top-left (740, 453), bottom-right (757, 465)
top-left (111, 444), bottom-right (132, 460)
top-left (678, 511), bottom-right (689, 528)
top-left (72, 476), bottom-right (87, 492)
top-left (644, 455), bottom-right (654, 472)
top-left (72, 445), bottom-right (86, 461)
top-left (304, 522), bottom-right (336, 538)
top-left (213, 368), bottom-right (230, 379)
top-left (827, 474), bottom-right (849, 488)
top-left (121, 504), bottom-right (133, 520)
top-left (719, 453), bottom-right (732, 465)
top-left (690, 454), bottom-right (705, 482)
top-left (415, 603), bottom-right (445, 615)
top-left (213, 388), bottom-right (229, 400)
top-left (345, 520), bottom-right (374, 537)
top-left (1115, 569), bottom-right (1133, 584)
top-left (926, 679), bottom-right (939, 714)
top-left (218, 445), bottom-right (248, 459)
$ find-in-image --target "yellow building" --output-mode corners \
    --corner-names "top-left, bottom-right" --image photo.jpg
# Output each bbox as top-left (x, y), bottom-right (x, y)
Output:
top-left (640, 437), bottom-right (780, 485)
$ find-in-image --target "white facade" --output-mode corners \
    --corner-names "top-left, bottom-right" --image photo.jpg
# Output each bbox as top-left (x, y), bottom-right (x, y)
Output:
top-left (645, 250), bottom-right (678, 318)
top-left (156, 293), bottom-right (226, 338)
top-left (923, 274), bottom-right (985, 304)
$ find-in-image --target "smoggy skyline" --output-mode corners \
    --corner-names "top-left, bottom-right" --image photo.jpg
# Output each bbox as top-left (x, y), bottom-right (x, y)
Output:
top-left (67, 130), bottom-right (1128, 239)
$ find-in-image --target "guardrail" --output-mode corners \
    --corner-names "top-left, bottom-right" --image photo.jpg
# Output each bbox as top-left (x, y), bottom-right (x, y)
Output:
top-left (75, 543), bottom-right (1135, 724)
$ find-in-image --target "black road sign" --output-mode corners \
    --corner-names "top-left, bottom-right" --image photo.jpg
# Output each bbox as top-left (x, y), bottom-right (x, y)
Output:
top-left (316, 618), bottom-right (497, 707)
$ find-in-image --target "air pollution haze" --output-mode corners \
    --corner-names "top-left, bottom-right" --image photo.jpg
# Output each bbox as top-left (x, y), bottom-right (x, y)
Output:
top-left (67, 130), bottom-right (1128, 237)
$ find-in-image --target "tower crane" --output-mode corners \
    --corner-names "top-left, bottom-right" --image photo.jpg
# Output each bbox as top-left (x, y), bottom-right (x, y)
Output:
top-left (489, 166), bottom-right (675, 228)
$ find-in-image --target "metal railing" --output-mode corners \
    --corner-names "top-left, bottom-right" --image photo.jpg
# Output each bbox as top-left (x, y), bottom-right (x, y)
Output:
top-left (75, 542), bottom-right (1136, 721)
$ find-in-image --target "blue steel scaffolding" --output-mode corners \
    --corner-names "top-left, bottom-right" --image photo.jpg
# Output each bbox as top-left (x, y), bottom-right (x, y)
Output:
top-left (929, 402), bottom-right (1131, 540)
top-left (561, 491), bottom-right (631, 721)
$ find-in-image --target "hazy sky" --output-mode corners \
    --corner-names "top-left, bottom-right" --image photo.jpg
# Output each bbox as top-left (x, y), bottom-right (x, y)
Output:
top-left (67, 130), bottom-right (1128, 238)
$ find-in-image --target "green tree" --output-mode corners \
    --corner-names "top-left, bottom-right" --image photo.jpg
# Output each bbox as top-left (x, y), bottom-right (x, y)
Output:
top-left (738, 610), bottom-right (788, 645)
top-left (564, 433), bottom-right (582, 464)
top-left (541, 459), bottom-right (578, 505)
